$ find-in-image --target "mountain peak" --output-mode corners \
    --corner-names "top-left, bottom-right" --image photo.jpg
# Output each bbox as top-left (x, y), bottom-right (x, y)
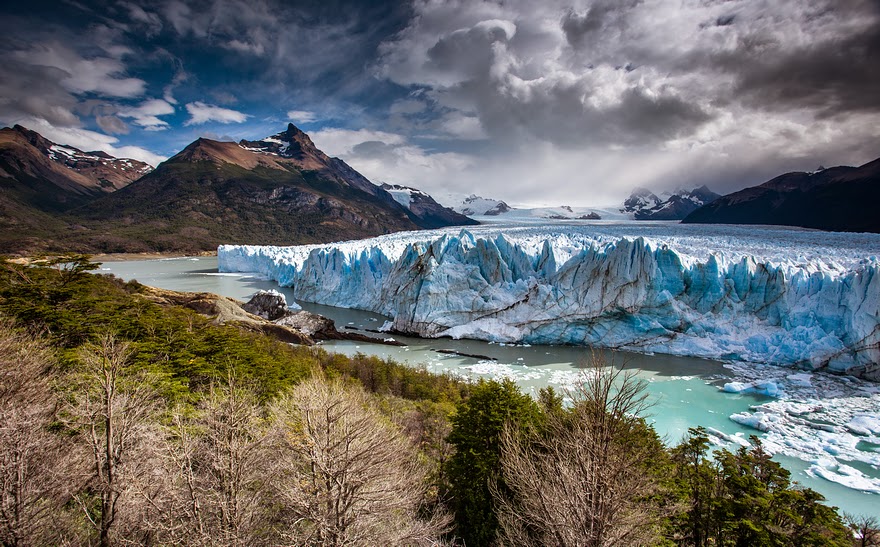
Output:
top-left (622, 184), bottom-right (720, 220)
top-left (238, 123), bottom-right (331, 172)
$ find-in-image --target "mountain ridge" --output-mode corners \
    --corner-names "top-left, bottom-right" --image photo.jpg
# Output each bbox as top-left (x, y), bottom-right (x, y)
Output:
top-left (683, 158), bottom-right (880, 232)
top-left (0, 123), bottom-right (477, 254)
top-left (621, 185), bottom-right (721, 220)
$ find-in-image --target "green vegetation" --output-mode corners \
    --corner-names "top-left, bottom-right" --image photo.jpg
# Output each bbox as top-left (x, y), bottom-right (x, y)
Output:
top-left (0, 257), bottom-right (872, 546)
top-left (445, 379), bottom-right (542, 545)
top-left (671, 428), bottom-right (852, 546)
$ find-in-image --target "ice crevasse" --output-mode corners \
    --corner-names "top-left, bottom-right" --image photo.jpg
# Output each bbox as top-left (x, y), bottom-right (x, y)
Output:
top-left (219, 228), bottom-right (880, 377)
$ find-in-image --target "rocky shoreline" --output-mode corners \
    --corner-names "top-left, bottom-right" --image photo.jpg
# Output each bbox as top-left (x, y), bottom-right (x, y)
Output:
top-left (140, 285), bottom-right (404, 347)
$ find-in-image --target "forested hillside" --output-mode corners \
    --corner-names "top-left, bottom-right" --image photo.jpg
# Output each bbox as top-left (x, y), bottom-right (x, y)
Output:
top-left (0, 257), bottom-right (870, 546)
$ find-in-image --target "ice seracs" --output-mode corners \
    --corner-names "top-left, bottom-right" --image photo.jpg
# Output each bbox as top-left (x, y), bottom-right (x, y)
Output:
top-left (219, 223), bottom-right (880, 379)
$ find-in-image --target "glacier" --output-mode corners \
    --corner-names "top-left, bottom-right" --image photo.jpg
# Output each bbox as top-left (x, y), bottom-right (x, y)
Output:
top-left (218, 223), bottom-right (880, 378)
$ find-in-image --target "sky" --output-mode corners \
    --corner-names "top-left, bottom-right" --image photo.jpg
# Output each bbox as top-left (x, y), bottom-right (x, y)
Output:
top-left (1, 0), bottom-right (878, 207)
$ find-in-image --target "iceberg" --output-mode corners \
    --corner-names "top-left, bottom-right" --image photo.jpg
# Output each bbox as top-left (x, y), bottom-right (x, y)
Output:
top-left (218, 223), bottom-right (880, 377)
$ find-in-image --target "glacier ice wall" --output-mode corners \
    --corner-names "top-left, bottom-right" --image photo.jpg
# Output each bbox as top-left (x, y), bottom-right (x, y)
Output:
top-left (219, 228), bottom-right (880, 376)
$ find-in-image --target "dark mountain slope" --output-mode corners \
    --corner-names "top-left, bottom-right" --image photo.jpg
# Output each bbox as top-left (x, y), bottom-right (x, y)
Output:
top-left (0, 125), bottom-right (152, 252)
top-left (381, 183), bottom-right (479, 229)
top-left (70, 134), bottom-right (422, 252)
top-left (682, 158), bottom-right (880, 233)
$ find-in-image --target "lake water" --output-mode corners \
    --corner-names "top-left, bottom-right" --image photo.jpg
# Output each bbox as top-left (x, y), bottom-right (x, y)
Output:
top-left (101, 255), bottom-right (880, 516)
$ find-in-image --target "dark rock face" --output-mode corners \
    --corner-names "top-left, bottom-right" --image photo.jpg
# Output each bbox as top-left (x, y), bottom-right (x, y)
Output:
top-left (683, 158), bottom-right (880, 233)
top-left (482, 201), bottom-right (511, 215)
top-left (275, 311), bottom-right (338, 338)
top-left (242, 290), bottom-right (292, 321)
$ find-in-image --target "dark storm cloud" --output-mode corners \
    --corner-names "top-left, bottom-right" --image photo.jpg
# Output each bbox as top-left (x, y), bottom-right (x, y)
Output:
top-left (0, 60), bottom-right (81, 126)
top-left (470, 78), bottom-right (711, 148)
top-left (731, 17), bottom-right (880, 116)
top-left (666, 0), bottom-right (880, 118)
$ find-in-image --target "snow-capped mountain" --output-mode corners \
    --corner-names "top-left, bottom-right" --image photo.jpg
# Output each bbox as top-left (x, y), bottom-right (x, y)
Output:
top-left (62, 124), bottom-right (478, 253)
top-left (621, 187), bottom-right (662, 216)
top-left (438, 192), bottom-right (630, 221)
top-left (380, 184), bottom-right (478, 229)
top-left (621, 186), bottom-right (721, 220)
top-left (442, 193), bottom-right (512, 216)
top-left (238, 124), bottom-right (386, 198)
top-left (0, 124), bottom-right (152, 204)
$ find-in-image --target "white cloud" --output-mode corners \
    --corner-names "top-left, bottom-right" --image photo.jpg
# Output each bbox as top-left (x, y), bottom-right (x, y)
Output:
top-left (184, 102), bottom-right (249, 125)
top-left (438, 114), bottom-right (487, 140)
top-left (310, 128), bottom-right (407, 155)
top-left (389, 99), bottom-right (427, 115)
top-left (12, 43), bottom-right (146, 98)
top-left (16, 117), bottom-right (167, 166)
top-left (118, 98), bottom-right (175, 131)
top-left (287, 110), bottom-right (317, 123)
top-left (309, 127), bottom-right (473, 193)
top-left (225, 39), bottom-right (266, 56)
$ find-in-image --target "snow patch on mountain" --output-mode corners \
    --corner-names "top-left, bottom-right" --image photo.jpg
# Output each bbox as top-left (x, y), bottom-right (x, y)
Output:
top-left (381, 183), bottom-right (431, 209)
top-left (46, 143), bottom-right (152, 176)
top-left (219, 223), bottom-right (880, 378)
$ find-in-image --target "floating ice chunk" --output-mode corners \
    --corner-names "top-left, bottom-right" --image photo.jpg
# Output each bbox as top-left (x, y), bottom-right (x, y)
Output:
top-left (722, 380), bottom-right (784, 397)
top-left (848, 415), bottom-right (880, 436)
top-left (730, 411), bottom-right (780, 432)
top-left (807, 458), bottom-right (880, 494)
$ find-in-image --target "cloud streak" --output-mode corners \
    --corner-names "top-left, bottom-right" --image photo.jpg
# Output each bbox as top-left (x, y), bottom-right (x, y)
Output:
top-left (184, 102), bottom-right (249, 125)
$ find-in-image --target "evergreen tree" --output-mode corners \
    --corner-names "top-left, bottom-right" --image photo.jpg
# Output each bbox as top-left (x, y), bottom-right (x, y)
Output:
top-left (445, 379), bottom-right (541, 546)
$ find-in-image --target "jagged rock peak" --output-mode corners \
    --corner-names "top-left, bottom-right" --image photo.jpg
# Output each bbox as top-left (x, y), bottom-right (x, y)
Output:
top-left (239, 123), bottom-right (322, 159)
top-left (9, 124), bottom-right (59, 153)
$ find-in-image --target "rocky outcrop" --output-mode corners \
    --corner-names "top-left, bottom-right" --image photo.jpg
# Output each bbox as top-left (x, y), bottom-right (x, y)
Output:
top-left (138, 285), bottom-right (402, 346)
top-left (241, 289), bottom-right (295, 320)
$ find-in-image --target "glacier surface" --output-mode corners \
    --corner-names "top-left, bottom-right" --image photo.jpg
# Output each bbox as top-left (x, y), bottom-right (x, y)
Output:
top-left (218, 223), bottom-right (880, 377)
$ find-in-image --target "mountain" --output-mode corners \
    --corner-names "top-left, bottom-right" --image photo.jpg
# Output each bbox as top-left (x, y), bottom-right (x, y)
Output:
top-left (620, 187), bottom-right (661, 217)
top-left (682, 158), bottom-right (880, 233)
top-left (381, 184), bottom-right (478, 229)
top-left (442, 194), bottom-right (512, 216)
top-left (621, 186), bottom-right (720, 220)
top-left (0, 125), bottom-right (151, 212)
top-left (64, 124), bottom-right (472, 253)
top-left (0, 125), bottom-right (153, 252)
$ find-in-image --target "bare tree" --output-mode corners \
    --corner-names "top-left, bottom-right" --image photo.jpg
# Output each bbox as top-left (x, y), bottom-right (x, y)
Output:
top-left (496, 352), bottom-right (671, 547)
top-left (0, 318), bottom-right (74, 546)
top-left (133, 375), bottom-right (275, 546)
top-left (847, 513), bottom-right (880, 547)
top-left (64, 333), bottom-right (158, 547)
top-left (270, 377), bottom-right (451, 546)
